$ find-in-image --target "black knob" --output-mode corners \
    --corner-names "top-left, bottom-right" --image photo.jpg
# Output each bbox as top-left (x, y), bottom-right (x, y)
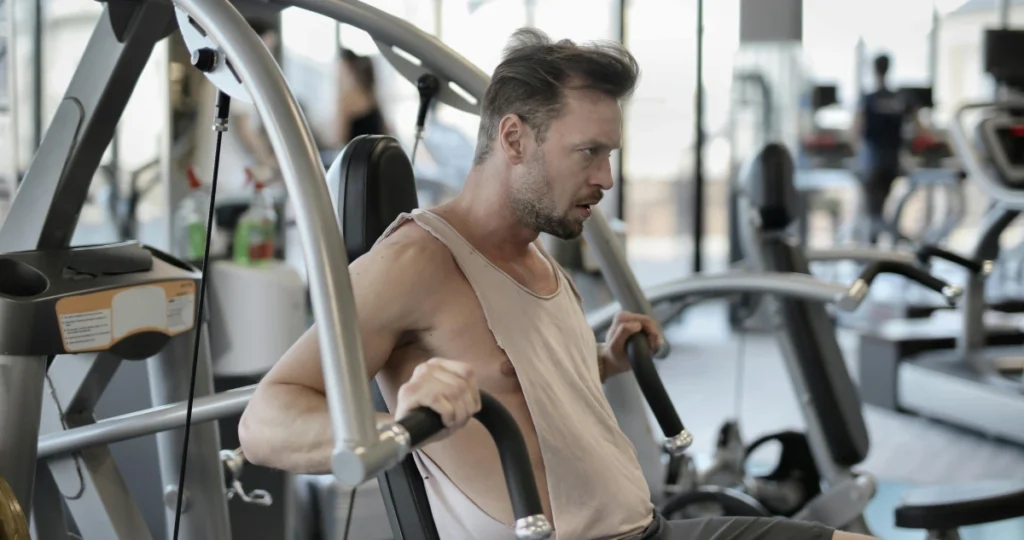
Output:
top-left (191, 48), bottom-right (218, 73)
top-left (415, 74), bottom-right (440, 130)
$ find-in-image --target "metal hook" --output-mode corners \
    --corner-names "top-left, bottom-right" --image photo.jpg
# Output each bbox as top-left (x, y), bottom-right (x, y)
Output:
top-left (220, 448), bottom-right (273, 506)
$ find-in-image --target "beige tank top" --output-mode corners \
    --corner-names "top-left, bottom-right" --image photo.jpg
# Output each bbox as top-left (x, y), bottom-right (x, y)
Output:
top-left (377, 209), bottom-right (654, 540)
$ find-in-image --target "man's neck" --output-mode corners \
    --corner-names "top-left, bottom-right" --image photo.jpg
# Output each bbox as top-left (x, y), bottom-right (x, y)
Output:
top-left (438, 164), bottom-right (540, 262)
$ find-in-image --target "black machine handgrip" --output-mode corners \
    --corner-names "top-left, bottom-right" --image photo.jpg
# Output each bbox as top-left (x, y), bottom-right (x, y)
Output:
top-left (915, 244), bottom-right (987, 275)
top-left (856, 261), bottom-right (959, 303)
top-left (625, 333), bottom-right (689, 450)
top-left (397, 392), bottom-right (545, 522)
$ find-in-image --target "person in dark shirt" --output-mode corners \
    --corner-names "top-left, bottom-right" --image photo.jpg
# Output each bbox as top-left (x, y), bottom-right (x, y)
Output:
top-left (851, 54), bottom-right (926, 244)
top-left (336, 48), bottom-right (390, 146)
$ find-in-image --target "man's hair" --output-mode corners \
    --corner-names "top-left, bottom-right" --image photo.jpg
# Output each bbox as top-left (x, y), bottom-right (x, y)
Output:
top-left (874, 54), bottom-right (891, 77)
top-left (473, 28), bottom-right (640, 165)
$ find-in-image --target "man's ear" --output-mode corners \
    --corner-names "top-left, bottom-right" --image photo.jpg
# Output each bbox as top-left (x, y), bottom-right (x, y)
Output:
top-left (498, 114), bottom-right (528, 165)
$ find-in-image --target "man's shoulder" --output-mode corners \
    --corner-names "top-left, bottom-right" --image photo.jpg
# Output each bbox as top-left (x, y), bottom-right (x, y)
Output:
top-left (358, 219), bottom-right (457, 281)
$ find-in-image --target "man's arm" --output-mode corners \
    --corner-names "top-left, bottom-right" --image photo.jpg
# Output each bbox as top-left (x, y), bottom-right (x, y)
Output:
top-left (238, 225), bottom-right (447, 473)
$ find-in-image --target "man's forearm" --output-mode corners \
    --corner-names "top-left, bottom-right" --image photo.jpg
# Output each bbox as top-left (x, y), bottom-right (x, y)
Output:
top-left (239, 384), bottom-right (336, 474)
top-left (239, 384), bottom-right (393, 474)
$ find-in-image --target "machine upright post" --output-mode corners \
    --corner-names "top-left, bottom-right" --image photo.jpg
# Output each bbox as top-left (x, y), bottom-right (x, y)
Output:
top-left (148, 322), bottom-right (232, 540)
top-left (0, 355), bottom-right (47, 516)
top-left (0, 2), bottom-right (174, 252)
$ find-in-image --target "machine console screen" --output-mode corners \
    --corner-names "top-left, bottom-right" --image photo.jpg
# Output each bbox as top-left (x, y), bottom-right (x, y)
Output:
top-left (982, 116), bottom-right (1024, 186)
top-left (995, 125), bottom-right (1024, 167)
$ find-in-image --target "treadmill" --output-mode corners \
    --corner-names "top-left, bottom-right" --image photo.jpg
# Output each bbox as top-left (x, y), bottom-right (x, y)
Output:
top-left (860, 29), bottom-right (1024, 446)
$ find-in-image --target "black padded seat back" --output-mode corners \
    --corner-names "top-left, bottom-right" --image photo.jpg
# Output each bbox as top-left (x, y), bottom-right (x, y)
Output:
top-left (743, 142), bottom-right (801, 232)
top-left (328, 135), bottom-right (420, 263)
top-left (326, 135), bottom-right (439, 539)
top-left (743, 143), bottom-right (870, 466)
top-left (760, 238), bottom-right (870, 465)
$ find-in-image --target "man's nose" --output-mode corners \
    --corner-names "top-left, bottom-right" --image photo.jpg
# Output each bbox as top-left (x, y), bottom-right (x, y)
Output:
top-left (590, 158), bottom-right (614, 190)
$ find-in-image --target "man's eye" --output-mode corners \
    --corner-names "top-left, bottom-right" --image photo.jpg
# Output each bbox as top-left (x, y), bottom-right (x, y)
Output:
top-left (581, 147), bottom-right (597, 156)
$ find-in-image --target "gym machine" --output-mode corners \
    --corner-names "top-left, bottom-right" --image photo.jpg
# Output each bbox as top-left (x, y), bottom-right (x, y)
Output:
top-left (884, 87), bottom-right (965, 248)
top-left (0, 0), bottom-right (556, 538)
top-left (738, 142), bottom-right (1024, 540)
top-left (857, 28), bottom-right (1024, 447)
top-left (586, 143), bottom-right (970, 534)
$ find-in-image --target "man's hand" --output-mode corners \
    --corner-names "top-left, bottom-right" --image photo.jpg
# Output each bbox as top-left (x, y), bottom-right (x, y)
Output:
top-left (601, 312), bottom-right (665, 379)
top-left (395, 358), bottom-right (482, 442)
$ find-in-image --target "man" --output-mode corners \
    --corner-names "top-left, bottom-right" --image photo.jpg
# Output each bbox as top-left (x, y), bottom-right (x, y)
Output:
top-left (851, 53), bottom-right (926, 244)
top-left (239, 29), bottom-right (874, 540)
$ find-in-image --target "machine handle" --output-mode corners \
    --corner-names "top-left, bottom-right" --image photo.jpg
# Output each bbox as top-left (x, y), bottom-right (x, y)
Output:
top-left (915, 244), bottom-right (991, 276)
top-left (626, 333), bottom-right (693, 456)
top-left (854, 261), bottom-right (962, 306)
top-left (398, 392), bottom-right (553, 540)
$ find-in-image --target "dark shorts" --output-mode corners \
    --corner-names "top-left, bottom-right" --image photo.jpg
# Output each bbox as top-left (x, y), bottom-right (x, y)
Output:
top-left (638, 512), bottom-right (835, 540)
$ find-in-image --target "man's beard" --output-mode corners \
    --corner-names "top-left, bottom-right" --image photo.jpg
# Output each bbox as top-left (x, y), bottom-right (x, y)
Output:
top-left (510, 155), bottom-right (584, 240)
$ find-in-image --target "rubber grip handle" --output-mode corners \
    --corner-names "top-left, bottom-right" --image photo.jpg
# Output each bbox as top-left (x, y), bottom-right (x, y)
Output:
top-left (626, 333), bottom-right (685, 437)
top-left (857, 261), bottom-right (954, 297)
top-left (915, 244), bottom-right (986, 274)
top-left (397, 392), bottom-right (544, 522)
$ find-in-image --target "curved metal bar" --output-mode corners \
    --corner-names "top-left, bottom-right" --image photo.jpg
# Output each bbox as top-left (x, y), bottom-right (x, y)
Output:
top-left (282, 0), bottom-right (489, 114)
top-left (173, 0), bottom-right (388, 486)
top-left (806, 248), bottom-right (916, 266)
top-left (588, 272), bottom-right (852, 332)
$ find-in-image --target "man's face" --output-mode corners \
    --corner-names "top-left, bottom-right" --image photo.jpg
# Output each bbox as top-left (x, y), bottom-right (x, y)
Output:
top-left (509, 88), bottom-right (621, 240)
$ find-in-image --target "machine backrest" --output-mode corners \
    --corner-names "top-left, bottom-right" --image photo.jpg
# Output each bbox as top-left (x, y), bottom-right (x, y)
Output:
top-left (329, 135), bottom-right (421, 263)
top-left (743, 144), bottom-right (870, 466)
top-left (327, 135), bottom-right (439, 540)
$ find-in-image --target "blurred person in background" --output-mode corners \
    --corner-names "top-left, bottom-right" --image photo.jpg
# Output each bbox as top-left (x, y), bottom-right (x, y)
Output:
top-left (851, 53), bottom-right (926, 244)
top-left (336, 48), bottom-right (390, 147)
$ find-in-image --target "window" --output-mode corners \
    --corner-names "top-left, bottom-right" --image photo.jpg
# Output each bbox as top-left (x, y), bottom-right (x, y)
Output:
top-left (622, 0), bottom-right (702, 282)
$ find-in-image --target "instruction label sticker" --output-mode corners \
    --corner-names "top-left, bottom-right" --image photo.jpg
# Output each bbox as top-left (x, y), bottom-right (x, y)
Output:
top-left (55, 280), bottom-right (198, 353)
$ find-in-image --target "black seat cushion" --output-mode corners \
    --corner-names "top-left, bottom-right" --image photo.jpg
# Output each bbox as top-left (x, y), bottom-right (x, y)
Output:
top-left (326, 135), bottom-right (439, 539)
top-left (895, 480), bottom-right (1024, 530)
top-left (327, 135), bottom-right (419, 262)
top-left (760, 241), bottom-right (871, 467)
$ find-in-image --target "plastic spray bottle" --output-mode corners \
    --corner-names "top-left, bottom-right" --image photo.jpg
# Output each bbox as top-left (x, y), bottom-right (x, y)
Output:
top-left (233, 168), bottom-right (278, 266)
top-left (173, 167), bottom-right (212, 262)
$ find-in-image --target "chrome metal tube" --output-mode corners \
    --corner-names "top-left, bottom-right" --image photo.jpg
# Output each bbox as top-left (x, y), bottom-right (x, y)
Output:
top-left (172, 0), bottom-right (385, 484)
top-left (148, 330), bottom-right (230, 540)
top-left (282, 0), bottom-right (489, 113)
top-left (582, 210), bottom-right (655, 317)
top-left (805, 248), bottom-right (915, 266)
top-left (37, 386), bottom-right (255, 459)
top-left (587, 272), bottom-right (852, 331)
top-left (0, 355), bottom-right (46, 515)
